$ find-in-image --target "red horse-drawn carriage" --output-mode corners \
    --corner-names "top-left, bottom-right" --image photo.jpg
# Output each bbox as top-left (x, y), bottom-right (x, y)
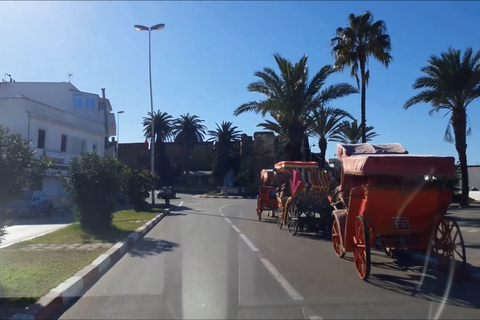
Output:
top-left (256, 169), bottom-right (290, 221)
top-left (330, 143), bottom-right (466, 280)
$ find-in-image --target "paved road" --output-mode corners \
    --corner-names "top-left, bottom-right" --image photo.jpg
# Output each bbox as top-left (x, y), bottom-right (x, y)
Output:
top-left (0, 209), bottom-right (75, 249)
top-left (59, 195), bottom-right (480, 319)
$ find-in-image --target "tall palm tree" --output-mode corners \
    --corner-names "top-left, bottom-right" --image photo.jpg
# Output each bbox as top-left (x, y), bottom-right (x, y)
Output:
top-left (208, 121), bottom-right (242, 183)
top-left (330, 119), bottom-right (379, 144)
top-left (142, 110), bottom-right (174, 143)
top-left (330, 11), bottom-right (392, 143)
top-left (142, 110), bottom-right (174, 185)
top-left (172, 113), bottom-right (207, 181)
top-left (234, 53), bottom-right (358, 161)
top-left (307, 106), bottom-right (354, 168)
top-left (404, 47), bottom-right (480, 207)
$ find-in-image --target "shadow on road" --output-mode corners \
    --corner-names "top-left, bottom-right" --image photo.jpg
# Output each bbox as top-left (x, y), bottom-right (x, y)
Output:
top-left (366, 255), bottom-right (480, 309)
top-left (128, 237), bottom-right (180, 258)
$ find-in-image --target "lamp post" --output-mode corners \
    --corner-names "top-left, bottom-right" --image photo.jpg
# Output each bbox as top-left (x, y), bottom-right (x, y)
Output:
top-left (116, 111), bottom-right (124, 159)
top-left (134, 23), bottom-right (165, 205)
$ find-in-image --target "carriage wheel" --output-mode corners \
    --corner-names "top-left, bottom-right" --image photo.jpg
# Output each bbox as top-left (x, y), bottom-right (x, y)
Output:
top-left (432, 217), bottom-right (466, 277)
top-left (332, 218), bottom-right (345, 258)
top-left (256, 197), bottom-right (262, 222)
top-left (353, 215), bottom-right (371, 280)
top-left (287, 204), bottom-right (299, 236)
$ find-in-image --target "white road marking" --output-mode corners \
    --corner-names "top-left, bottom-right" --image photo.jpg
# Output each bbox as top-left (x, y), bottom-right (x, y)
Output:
top-left (231, 224), bottom-right (241, 233)
top-left (239, 234), bottom-right (259, 252)
top-left (178, 201), bottom-right (184, 207)
top-left (224, 217), bottom-right (232, 224)
top-left (260, 258), bottom-right (304, 301)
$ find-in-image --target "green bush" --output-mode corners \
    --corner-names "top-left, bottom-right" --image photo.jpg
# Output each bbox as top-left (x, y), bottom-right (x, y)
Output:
top-left (125, 169), bottom-right (158, 211)
top-left (0, 125), bottom-right (51, 243)
top-left (64, 152), bottom-right (126, 232)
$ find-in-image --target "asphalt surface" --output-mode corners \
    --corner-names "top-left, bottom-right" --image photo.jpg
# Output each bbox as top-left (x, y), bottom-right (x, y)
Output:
top-left (0, 209), bottom-right (75, 249)
top-left (59, 195), bottom-right (480, 319)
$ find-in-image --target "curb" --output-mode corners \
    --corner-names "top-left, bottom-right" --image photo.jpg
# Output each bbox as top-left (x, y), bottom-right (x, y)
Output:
top-left (399, 250), bottom-right (480, 284)
top-left (194, 195), bottom-right (255, 199)
top-left (10, 209), bottom-right (170, 320)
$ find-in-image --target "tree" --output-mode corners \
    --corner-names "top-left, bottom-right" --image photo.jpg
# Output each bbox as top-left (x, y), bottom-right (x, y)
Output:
top-left (124, 168), bottom-right (158, 211)
top-left (0, 125), bottom-right (51, 242)
top-left (172, 113), bottom-right (207, 183)
top-left (64, 152), bottom-right (126, 232)
top-left (142, 110), bottom-right (174, 186)
top-left (234, 53), bottom-right (358, 161)
top-left (307, 106), bottom-right (354, 168)
top-left (330, 119), bottom-right (379, 144)
top-left (208, 121), bottom-right (242, 184)
top-left (404, 47), bottom-right (480, 207)
top-left (330, 11), bottom-right (392, 143)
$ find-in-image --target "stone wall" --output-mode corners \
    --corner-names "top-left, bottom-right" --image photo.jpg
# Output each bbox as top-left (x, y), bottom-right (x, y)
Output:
top-left (118, 131), bottom-right (287, 184)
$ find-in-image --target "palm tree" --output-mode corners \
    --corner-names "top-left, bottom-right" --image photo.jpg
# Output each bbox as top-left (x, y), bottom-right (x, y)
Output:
top-left (330, 119), bottom-right (379, 144)
top-left (172, 113), bottom-right (207, 181)
top-left (234, 53), bottom-right (358, 161)
top-left (142, 110), bottom-right (174, 143)
top-left (208, 121), bottom-right (242, 183)
top-left (307, 106), bottom-right (354, 168)
top-left (404, 47), bottom-right (480, 207)
top-left (330, 11), bottom-right (392, 143)
top-left (142, 110), bottom-right (174, 185)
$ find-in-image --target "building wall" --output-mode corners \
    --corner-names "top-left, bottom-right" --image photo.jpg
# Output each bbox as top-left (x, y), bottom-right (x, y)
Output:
top-left (467, 166), bottom-right (480, 190)
top-left (0, 82), bottom-right (118, 207)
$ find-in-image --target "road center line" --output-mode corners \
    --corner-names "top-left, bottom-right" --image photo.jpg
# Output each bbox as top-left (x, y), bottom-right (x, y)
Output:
top-left (260, 258), bottom-right (304, 301)
top-left (231, 224), bottom-right (241, 233)
top-left (239, 234), bottom-right (259, 252)
top-left (224, 217), bottom-right (232, 224)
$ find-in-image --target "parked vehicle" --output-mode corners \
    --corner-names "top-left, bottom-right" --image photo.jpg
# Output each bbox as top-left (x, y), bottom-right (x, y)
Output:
top-left (6, 191), bottom-right (54, 218)
top-left (116, 193), bottom-right (130, 205)
top-left (157, 186), bottom-right (176, 200)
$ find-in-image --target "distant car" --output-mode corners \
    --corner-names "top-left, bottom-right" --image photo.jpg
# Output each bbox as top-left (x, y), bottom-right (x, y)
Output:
top-left (116, 193), bottom-right (130, 205)
top-left (157, 186), bottom-right (176, 200)
top-left (6, 191), bottom-right (53, 218)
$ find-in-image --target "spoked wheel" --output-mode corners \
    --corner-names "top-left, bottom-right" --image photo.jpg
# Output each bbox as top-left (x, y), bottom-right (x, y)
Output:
top-left (287, 204), bottom-right (299, 236)
top-left (353, 215), bottom-right (371, 280)
top-left (256, 197), bottom-right (262, 222)
top-left (332, 218), bottom-right (345, 258)
top-left (432, 217), bottom-right (467, 277)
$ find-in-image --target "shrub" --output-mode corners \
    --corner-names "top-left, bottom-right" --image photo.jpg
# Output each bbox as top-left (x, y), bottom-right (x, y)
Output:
top-left (0, 125), bottom-right (51, 243)
top-left (64, 152), bottom-right (126, 232)
top-left (125, 169), bottom-right (158, 211)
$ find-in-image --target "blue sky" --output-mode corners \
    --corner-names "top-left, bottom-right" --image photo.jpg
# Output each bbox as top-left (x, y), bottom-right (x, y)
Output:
top-left (1, 1), bottom-right (479, 163)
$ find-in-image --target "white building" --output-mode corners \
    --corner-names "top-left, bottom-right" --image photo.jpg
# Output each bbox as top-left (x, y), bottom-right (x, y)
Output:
top-left (0, 81), bottom-right (117, 208)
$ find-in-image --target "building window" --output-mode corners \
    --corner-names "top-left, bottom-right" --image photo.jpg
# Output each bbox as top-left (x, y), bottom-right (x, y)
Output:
top-left (93, 143), bottom-right (97, 152)
top-left (72, 93), bottom-right (83, 108)
top-left (37, 129), bottom-right (45, 149)
top-left (98, 101), bottom-right (104, 110)
top-left (61, 135), bottom-right (67, 152)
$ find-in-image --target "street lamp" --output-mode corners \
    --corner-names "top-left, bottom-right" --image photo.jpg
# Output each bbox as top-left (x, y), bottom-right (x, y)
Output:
top-left (116, 111), bottom-right (124, 159)
top-left (134, 23), bottom-right (165, 205)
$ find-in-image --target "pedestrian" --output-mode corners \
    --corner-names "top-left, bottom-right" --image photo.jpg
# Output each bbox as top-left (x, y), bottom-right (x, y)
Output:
top-left (163, 186), bottom-right (172, 208)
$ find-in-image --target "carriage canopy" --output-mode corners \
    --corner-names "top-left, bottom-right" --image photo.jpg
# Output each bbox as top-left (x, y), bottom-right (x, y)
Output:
top-left (336, 143), bottom-right (455, 178)
top-left (274, 161), bottom-right (331, 194)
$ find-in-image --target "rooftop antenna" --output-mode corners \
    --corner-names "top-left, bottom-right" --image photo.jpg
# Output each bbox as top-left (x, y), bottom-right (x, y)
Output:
top-left (67, 72), bottom-right (73, 83)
